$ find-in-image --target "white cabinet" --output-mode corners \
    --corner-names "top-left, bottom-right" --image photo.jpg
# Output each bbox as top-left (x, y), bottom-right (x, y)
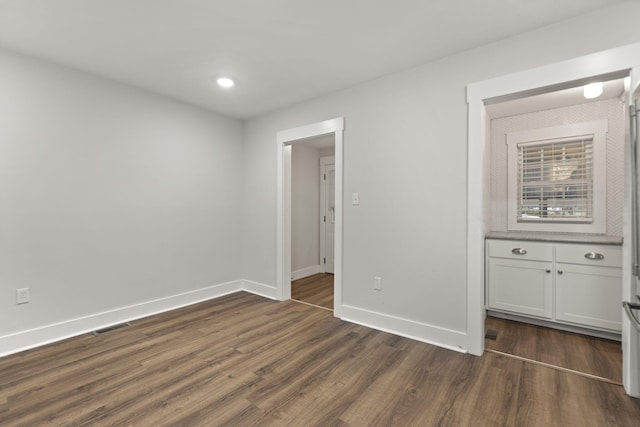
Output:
top-left (488, 258), bottom-right (553, 318)
top-left (486, 239), bottom-right (622, 333)
top-left (486, 239), bottom-right (553, 319)
top-left (555, 244), bottom-right (622, 331)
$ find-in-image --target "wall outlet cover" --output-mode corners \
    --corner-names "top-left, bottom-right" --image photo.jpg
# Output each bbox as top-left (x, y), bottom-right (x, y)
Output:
top-left (16, 288), bottom-right (30, 305)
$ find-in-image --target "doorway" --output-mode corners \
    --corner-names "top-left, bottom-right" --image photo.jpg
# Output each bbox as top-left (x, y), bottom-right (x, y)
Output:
top-left (289, 138), bottom-right (335, 310)
top-left (466, 42), bottom-right (640, 397)
top-left (481, 76), bottom-right (628, 384)
top-left (276, 117), bottom-right (344, 316)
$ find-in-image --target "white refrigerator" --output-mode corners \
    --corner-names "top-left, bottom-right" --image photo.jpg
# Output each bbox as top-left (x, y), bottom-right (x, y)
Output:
top-left (625, 75), bottom-right (640, 398)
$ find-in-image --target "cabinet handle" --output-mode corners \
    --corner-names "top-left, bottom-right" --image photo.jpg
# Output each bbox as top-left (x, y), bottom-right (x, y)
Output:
top-left (545, 269), bottom-right (551, 273)
top-left (585, 252), bottom-right (605, 260)
top-left (623, 302), bottom-right (640, 332)
top-left (557, 270), bottom-right (563, 275)
top-left (511, 248), bottom-right (527, 255)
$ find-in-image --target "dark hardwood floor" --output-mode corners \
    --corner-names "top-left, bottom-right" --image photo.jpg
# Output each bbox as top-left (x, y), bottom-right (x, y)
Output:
top-left (1, 292), bottom-right (639, 426)
top-left (485, 316), bottom-right (623, 384)
top-left (291, 273), bottom-right (333, 309)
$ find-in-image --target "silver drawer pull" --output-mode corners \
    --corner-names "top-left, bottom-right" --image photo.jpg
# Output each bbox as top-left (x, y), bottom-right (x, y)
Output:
top-left (584, 252), bottom-right (604, 260)
top-left (511, 248), bottom-right (527, 255)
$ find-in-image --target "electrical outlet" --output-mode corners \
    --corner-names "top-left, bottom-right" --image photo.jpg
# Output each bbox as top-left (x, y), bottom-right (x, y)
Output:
top-left (374, 276), bottom-right (382, 291)
top-left (16, 288), bottom-right (30, 305)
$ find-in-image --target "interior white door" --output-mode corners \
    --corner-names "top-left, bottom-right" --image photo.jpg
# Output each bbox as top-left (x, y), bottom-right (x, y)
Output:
top-left (322, 163), bottom-right (335, 273)
top-left (624, 72), bottom-right (640, 398)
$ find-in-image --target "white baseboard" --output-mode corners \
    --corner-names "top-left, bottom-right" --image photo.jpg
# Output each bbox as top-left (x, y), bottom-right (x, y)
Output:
top-left (0, 280), bottom-right (243, 358)
top-left (242, 280), bottom-right (278, 300)
top-left (0, 279), bottom-right (467, 359)
top-left (339, 304), bottom-right (468, 354)
top-left (291, 265), bottom-right (320, 281)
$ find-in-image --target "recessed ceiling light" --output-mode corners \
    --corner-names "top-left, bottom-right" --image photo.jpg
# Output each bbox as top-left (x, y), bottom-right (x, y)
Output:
top-left (217, 77), bottom-right (234, 88)
top-left (583, 82), bottom-right (603, 99)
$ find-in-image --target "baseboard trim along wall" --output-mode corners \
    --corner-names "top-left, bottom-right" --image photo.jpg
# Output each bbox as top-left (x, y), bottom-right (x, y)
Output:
top-left (339, 304), bottom-right (469, 354)
top-left (0, 279), bottom-right (262, 358)
top-left (291, 265), bottom-right (320, 281)
top-left (242, 280), bottom-right (278, 300)
top-left (1, 280), bottom-right (465, 358)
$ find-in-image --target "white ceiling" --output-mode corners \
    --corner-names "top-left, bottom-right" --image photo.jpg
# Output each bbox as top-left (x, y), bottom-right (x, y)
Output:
top-left (0, 0), bottom-right (627, 119)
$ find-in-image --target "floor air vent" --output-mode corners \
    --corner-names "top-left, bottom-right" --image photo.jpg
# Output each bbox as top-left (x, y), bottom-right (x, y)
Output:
top-left (92, 322), bottom-right (131, 336)
top-left (485, 329), bottom-right (499, 340)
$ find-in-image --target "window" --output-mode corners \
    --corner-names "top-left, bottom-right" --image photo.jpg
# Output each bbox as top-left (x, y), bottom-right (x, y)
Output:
top-left (518, 136), bottom-right (593, 221)
top-left (507, 120), bottom-right (607, 233)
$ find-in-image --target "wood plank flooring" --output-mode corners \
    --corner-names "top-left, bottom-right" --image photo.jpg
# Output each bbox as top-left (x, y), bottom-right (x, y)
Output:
top-left (1, 292), bottom-right (639, 426)
top-left (485, 316), bottom-right (623, 384)
top-left (291, 273), bottom-right (333, 309)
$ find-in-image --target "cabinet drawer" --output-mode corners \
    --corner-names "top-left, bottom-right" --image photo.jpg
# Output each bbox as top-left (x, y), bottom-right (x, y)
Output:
top-left (555, 244), bottom-right (622, 268)
top-left (487, 239), bottom-right (552, 262)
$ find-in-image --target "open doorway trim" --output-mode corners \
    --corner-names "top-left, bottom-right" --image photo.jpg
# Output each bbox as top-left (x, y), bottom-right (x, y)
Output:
top-left (466, 42), bottom-right (640, 358)
top-left (277, 117), bottom-right (344, 317)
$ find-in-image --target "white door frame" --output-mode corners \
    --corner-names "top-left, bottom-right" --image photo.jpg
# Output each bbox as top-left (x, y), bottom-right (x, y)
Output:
top-left (466, 43), bottom-right (640, 365)
top-left (320, 156), bottom-right (335, 274)
top-left (277, 118), bottom-right (344, 316)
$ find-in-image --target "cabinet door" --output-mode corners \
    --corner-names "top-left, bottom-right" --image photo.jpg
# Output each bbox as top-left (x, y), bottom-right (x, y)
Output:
top-left (488, 258), bottom-right (553, 319)
top-left (555, 264), bottom-right (622, 332)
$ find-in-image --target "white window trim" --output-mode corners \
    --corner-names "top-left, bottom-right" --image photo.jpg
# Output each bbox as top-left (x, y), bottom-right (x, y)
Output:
top-left (507, 120), bottom-right (608, 233)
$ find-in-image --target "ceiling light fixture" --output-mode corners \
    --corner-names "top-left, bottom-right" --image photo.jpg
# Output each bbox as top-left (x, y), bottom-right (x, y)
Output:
top-left (583, 82), bottom-right (603, 99)
top-left (217, 77), bottom-right (235, 88)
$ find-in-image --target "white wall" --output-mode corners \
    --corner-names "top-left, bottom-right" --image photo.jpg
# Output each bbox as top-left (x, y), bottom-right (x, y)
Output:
top-left (0, 48), bottom-right (244, 346)
top-left (489, 98), bottom-right (626, 235)
top-left (291, 144), bottom-right (320, 273)
top-left (319, 147), bottom-right (335, 158)
top-left (242, 1), bottom-right (640, 350)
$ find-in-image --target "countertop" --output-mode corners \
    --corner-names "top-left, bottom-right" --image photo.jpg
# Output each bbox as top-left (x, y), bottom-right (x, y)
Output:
top-left (485, 231), bottom-right (623, 245)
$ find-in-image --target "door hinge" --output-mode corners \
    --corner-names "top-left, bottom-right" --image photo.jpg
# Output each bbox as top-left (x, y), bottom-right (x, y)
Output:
top-left (323, 215), bottom-right (326, 222)
top-left (324, 174), bottom-right (326, 180)
top-left (324, 257), bottom-right (326, 264)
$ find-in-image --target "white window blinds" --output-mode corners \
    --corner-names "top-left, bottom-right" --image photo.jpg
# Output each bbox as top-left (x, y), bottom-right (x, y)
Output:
top-left (517, 136), bottom-right (593, 222)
